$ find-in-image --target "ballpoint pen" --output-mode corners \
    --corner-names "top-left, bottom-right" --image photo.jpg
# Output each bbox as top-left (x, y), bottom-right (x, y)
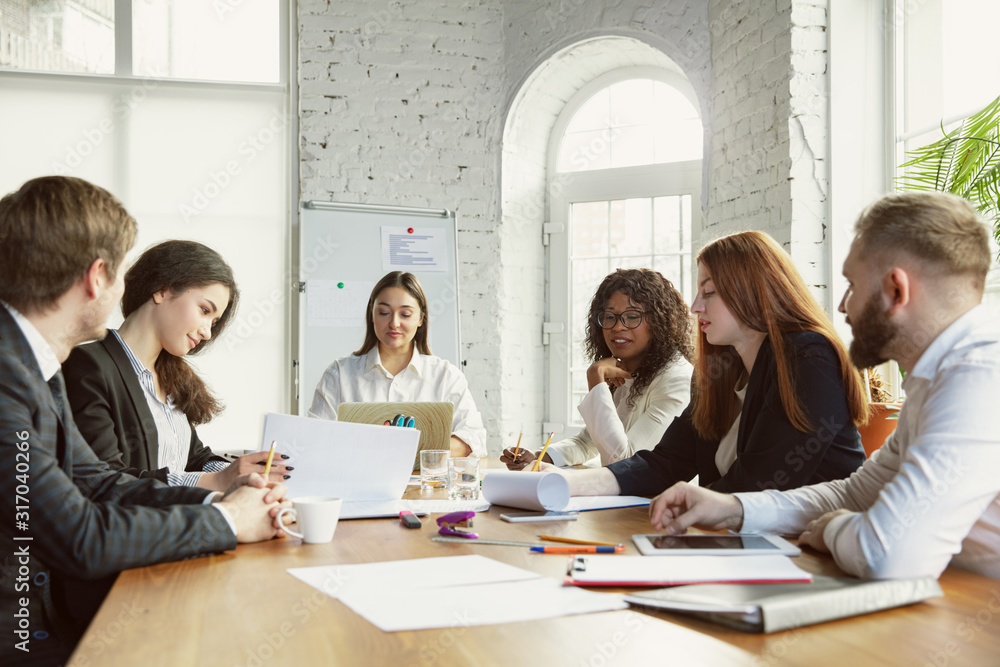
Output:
top-left (530, 545), bottom-right (625, 554)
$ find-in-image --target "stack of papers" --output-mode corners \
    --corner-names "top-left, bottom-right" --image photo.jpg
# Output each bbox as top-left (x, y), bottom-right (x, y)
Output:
top-left (288, 554), bottom-right (626, 631)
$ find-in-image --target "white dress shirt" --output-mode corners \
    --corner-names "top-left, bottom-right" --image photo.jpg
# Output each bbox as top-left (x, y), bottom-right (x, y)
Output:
top-left (308, 347), bottom-right (487, 456)
top-left (736, 305), bottom-right (1000, 580)
top-left (713, 384), bottom-right (746, 476)
top-left (546, 357), bottom-right (692, 467)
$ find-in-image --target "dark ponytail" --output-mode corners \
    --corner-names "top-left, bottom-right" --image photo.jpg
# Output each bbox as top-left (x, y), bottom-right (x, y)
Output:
top-left (122, 240), bottom-right (239, 425)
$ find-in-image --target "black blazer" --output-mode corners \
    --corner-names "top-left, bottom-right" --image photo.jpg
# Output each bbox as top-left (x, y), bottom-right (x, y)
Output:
top-left (608, 331), bottom-right (866, 497)
top-left (0, 308), bottom-right (235, 664)
top-left (63, 334), bottom-right (226, 483)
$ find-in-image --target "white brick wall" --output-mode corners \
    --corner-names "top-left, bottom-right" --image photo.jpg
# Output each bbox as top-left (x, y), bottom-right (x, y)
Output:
top-left (298, 0), bottom-right (829, 453)
top-left (706, 0), bottom-right (830, 306)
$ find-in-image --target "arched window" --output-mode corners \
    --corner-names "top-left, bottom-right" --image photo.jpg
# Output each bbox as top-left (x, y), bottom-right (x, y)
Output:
top-left (545, 69), bottom-right (703, 434)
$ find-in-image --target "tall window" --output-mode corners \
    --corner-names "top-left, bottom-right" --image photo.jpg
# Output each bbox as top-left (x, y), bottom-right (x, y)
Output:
top-left (0, 0), bottom-right (291, 453)
top-left (894, 0), bottom-right (1000, 307)
top-left (546, 72), bottom-right (702, 433)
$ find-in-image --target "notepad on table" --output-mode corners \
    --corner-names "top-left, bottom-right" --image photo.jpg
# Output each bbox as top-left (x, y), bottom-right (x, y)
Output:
top-left (624, 574), bottom-right (943, 632)
top-left (565, 555), bottom-right (812, 587)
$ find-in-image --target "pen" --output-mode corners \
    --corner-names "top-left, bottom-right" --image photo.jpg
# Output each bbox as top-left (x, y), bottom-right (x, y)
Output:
top-left (531, 431), bottom-right (555, 472)
top-left (538, 535), bottom-right (620, 547)
top-left (262, 440), bottom-right (277, 479)
top-left (530, 545), bottom-right (625, 554)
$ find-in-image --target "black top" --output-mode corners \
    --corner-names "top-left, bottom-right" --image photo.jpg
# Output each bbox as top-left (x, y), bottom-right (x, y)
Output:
top-left (63, 334), bottom-right (225, 483)
top-left (608, 331), bottom-right (866, 497)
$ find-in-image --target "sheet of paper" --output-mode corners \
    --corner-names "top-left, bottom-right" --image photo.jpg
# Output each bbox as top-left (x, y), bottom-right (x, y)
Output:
top-left (565, 496), bottom-right (651, 511)
top-left (480, 470), bottom-right (570, 511)
top-left (287, 555), bottom-right (538, 600)
top-left (381, 226), bottom-right (448, 272)
top-left (339, 577), bottom-right (627, 632)
top-left (261, 413), bottom-right (419, 500)
top-left (567, 555), bottom-right (813, 587)
top-left (306, 279), bottom-right (374, 328)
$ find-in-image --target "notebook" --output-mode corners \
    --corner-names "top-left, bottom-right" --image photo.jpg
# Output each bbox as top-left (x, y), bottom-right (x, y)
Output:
top-left (565, 555), bottom-right (813, 587)
top-left (260, 412), bottom-right (419, 507)
top-left (624, 575), bottom-right (943, 633)
top-left (338, 401), bottom-right (453, 470)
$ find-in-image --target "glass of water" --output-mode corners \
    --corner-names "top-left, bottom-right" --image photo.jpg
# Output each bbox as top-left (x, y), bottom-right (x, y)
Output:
top-left (420, 449), bottom-right (450, 490)
top-left (448, 457), bottom-right (480, 500)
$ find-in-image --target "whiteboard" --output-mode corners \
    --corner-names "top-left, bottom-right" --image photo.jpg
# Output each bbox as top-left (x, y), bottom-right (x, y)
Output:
top-left (297, 201), bottom-right (461, 414)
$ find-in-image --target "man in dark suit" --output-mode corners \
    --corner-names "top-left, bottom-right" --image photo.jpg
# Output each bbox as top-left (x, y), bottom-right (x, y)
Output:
top-left (0, 176), bottom-right (289, 665)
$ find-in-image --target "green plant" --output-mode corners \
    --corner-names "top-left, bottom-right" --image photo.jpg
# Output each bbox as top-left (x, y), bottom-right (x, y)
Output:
top-left (896, 94), bottom-right (1000, 253)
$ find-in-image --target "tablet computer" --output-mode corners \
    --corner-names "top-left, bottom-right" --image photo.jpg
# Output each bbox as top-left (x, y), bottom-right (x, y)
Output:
top-left (632, 533), bottom-right (800, 557)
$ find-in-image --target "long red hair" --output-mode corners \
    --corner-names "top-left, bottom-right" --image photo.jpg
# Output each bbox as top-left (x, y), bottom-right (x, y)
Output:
top-left (692, 231), bottom-right (868, 440)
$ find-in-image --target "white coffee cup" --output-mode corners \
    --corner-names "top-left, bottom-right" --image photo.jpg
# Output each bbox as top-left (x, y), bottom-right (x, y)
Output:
top-left (276, 496), bottom-right (343, 544)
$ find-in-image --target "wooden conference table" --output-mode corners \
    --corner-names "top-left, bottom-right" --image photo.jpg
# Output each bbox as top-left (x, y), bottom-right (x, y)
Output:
top-left (69, 485), bottom-right (1000, 666)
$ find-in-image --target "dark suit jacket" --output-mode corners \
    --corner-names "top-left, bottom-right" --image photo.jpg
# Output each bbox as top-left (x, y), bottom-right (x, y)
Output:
top-left (62, 335), bottom-right (226, 482)
top-left (0, 308), bottom-right (236, 665)
top-left (608, 331), bottom-right (866, 497)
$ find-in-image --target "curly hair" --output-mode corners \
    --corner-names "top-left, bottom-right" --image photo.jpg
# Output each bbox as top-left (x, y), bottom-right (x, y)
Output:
top-left (585, 268), bottom-right (694, 408)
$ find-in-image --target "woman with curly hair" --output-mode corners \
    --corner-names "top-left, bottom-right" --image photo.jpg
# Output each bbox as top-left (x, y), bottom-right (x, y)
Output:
top-left (531, 231), bottom-right (868, 498)
top-left (502, 268), bottom-right (694, 467)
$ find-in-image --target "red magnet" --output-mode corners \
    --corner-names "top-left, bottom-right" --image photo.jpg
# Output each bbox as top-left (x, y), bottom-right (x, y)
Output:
top-left (407, 227), bottom-right (414, 233)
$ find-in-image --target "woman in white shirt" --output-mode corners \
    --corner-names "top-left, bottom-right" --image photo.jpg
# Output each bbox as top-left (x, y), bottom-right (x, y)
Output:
top-left (309, 271), bottom-right (487, 457)
top-left (502, 268), bottom-right (694, 467)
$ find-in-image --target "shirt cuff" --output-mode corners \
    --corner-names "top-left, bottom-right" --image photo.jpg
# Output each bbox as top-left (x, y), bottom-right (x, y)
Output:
top-left (168, 470), bottom-right (205, 487)
top-left (209, 499), bottom-right (239, 538)
top-left (732, 491), bottom-right (774, 533)
top-left (545, 444), bottom-right (570, 468)
top-left (203, 459), bottom-right (230, 473)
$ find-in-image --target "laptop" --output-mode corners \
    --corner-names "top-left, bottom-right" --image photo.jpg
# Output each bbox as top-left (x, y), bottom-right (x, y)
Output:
top-left (338, 401), bottom-right (454, 471)
top-left (260, 413), bottom-right (420, 517)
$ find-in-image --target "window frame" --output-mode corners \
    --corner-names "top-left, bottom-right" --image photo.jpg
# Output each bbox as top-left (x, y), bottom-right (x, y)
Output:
top-left (544, 66), bottom-right (703, 436)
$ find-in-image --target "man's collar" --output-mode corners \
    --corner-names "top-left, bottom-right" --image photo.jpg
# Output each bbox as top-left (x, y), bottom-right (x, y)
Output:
top-left (1, 301), bottom-right (62, 380)
top-left (906, 304), bottom-right (990, 384)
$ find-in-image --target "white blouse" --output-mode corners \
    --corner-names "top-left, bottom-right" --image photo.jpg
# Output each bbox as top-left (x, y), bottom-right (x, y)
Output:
top-left (308, 347), bottom-right (487, 457)
top-left (546, 357), bottom-right (693, 467)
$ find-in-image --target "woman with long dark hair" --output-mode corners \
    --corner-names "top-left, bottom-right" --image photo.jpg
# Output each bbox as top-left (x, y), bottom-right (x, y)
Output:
top-left (534, 231), bottom-right (868, 497)
top-left (64, 240), bottom-right (291, 490)
top-left (309, 271), bottom-right (486, 457)
top-left (502, 268), bottom-right (693, 468)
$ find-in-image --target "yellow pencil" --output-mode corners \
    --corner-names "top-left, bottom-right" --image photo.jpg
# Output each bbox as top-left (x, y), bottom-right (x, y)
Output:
top-left (512, 431), bottom-right (524, 462)
top-left (538, 535), bottom-right (619, 547)
top-left (531, 431), bottom-right (555, 472)
top-left (262, 440), bottom-right (277, 480)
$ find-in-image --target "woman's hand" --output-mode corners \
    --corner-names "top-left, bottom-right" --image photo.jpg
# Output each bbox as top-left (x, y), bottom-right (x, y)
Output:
top-left (586, 357), bottom-right (633, 390)
top-left (198, 451), bottom-right (292, 492)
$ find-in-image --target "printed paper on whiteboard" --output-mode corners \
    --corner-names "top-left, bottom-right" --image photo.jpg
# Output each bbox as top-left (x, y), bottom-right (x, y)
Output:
top-left (307, 279), bottom-right (374, 328)
top-left (381, 226), bottom-right (448, 272)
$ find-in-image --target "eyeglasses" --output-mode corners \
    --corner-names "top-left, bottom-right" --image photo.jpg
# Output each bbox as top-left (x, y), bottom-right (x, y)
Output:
top-left (596, 310), bottom-right (644, 330)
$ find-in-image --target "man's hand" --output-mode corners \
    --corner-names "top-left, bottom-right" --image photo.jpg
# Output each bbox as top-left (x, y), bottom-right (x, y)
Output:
top-left (216, 473), bottom-right (290, 543)
top-left (648, 482), bottom-right (744, 534)
top-left (798, 508), bottom-right (853, 553)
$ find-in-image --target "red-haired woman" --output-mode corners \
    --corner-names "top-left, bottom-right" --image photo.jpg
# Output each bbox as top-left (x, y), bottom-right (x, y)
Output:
top-left (538, 231), bottom-right (868, 497)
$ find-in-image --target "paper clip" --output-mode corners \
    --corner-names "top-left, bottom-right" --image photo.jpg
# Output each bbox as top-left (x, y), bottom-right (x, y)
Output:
top-left (436, 511), bottom-right (478, 539)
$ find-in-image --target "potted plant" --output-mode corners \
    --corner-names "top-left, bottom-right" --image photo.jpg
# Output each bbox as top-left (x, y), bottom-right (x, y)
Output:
top-left (896, 93), bottom-right (1000, 247)
top-left (858, 368), bottom-right (901, 457)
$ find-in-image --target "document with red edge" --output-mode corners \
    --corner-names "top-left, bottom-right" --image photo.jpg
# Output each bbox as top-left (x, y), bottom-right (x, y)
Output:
top-left (566, 554), bottom-right (812, 587)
